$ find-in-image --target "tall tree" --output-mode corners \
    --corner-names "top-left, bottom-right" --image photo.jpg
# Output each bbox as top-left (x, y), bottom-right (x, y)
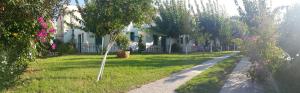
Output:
top-left (235, 0), bottom-right (285, 88)
top-left (74, 0), bottom-right (155, 81)
top-left (151, 0), bottom-right (192, 53)
top-left (192, 0), bottom-right (229, 52)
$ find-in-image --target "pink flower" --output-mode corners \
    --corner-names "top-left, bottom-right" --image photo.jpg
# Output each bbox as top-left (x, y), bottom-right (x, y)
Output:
top-left (49, 28), bottom-right (56, 33)
top-left (38, 17), bottom-right (45, 23)
top-left (41, 22), bottom-right (48, 29)
top-left (37, 29), bottom-right (48, 37)
top-left (51, 43), bottom-right (56, 49)
top-left (40, 38), bottom-right (47, 43)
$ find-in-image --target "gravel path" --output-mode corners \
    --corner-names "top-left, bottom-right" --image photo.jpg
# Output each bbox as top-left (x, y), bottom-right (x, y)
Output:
top-left (219, 57), bottom-right (264, 93)
top-left (128, 52), bottom-right (238, 93)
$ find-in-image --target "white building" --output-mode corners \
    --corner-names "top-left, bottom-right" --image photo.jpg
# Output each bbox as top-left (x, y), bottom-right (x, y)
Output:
top-left (55, 5), bottom-right (200, 53)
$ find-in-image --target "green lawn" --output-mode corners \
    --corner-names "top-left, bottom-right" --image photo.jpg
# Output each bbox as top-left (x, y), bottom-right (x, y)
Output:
top-left (5, 52), bottom-right (232, 93)
top-left (176, 54), bottom-right (241, 93)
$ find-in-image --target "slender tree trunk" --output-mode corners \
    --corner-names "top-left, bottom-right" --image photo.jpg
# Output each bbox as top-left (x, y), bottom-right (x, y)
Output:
top-left (185, 43), bottom-right (188, 54)
top-left (227, 45), bottom-right (230, 51)
top-left (221, 45), bottom-right (223, 51)
top-left (168, 38), bottom-right (172, 54)
top-left (97, 42), bottom-right (114, 81)
top-left (185, 35), bottom-right (188, 54)
top-left (101, 37), bottom-right (104, 54)
top-left (210, 43), bottom-right (213, 52)
top-left (233, 44), bottom-right (236, 51)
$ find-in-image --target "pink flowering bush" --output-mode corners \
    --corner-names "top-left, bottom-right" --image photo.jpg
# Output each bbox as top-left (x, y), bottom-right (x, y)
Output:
top-left (36, 16), bottom-right (56, 49)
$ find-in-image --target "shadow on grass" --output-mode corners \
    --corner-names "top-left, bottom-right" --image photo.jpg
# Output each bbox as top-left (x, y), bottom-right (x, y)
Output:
top-left (62, 56), bottom-right (117, 60)
top-left (47, 55), bottom-right (212, 72)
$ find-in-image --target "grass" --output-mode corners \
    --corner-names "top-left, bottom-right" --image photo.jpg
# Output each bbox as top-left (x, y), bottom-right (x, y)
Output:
top-left (3, 51), bottom-right (232, 93)
top-left (175, 54), bottom-right (241, 93)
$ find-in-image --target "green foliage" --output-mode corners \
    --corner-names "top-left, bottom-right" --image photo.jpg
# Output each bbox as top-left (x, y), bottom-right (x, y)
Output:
top-left (0, 0), bottom-right (63, 88)
top-left (138, 35), bottom-right (146, 52)
top-left (176, 55), bottom-right (241, 93)
top-left (171, 43), bottom-right (182, 53)
top-left (116, 34), bottom-right (130, 50)
top-left (0, 41), bottom-right (33, 89)
top-left (192, 0), bottom-right (234, 50)
top-left (275, 58), bottom-right (300, 93)
top-left (54, 40), bottom-right (77, 55)
top-left (151, 0), bottom-right (189, 38)
top-left (75, 0), bottom-right (155, 38)
top-left (235, 0), bottom-right (285, 83)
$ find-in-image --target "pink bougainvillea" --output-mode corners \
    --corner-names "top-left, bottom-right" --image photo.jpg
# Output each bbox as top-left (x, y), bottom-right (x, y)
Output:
top-left (37, 29), bottom-right (47, 37)
top-left (51, 43), bottom-right (56, 49)
top-left (49, 28), bottom-right (56, 33)
top-left (41, 22), bottom-right (48, 29)
top-left (36, 16), bottom-right (56, 49)
top-left (37, 17), bottom-right (44, 23)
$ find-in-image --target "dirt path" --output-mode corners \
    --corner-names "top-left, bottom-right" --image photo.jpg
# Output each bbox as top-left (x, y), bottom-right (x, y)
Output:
top-left (219, 57), bottom-right (264, 93)
top-left (128, 52), bottom-right (238, 93)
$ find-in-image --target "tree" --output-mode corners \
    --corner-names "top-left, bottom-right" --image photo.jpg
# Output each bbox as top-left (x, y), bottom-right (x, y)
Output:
top-left (74, 0), bottom-right (155, 81)
top-left (235, 0), bottom-right (285, 85)
top-left (0, 0), bottom-right (65, 88)
top-left (151, 0), bottom-right (190, 53)
top-left (191, 0), bottom-right (229, 52)
top-left (219, 18), bottom-right (233, 51)
top-left (178, 1), bottom-right (194, 54)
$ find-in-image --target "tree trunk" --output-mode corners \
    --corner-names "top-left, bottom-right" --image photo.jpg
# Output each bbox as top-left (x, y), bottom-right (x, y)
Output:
top-left (227, 45), bottom-right (230, 51)
top-left (233, 44), bottom-right (236, 51)
top-left (221, 45), bottom-right (223, 51)
top-left (185, 35), bottom-right (188, 54)
top-left (210, 43), bottom-right (213, 52)
top-left (185, 44), bottom-right (188, 54)
top-left (101, 37), bottom-right (104, 54)
top-left (168, 38), bottom-right (172, 54)
top-left (97, 42), bottom-right (114, 81)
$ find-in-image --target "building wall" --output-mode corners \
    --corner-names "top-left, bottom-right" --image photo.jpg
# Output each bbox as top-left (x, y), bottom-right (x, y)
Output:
top-left (55, 5), bottom-right (200, 53)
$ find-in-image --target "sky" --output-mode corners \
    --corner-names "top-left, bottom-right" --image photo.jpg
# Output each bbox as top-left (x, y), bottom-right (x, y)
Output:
top-left (70, 0), bottom-right (300, 16)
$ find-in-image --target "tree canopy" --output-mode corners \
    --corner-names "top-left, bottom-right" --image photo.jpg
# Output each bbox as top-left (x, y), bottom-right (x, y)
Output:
top-left (74, 0), bottom-right (156, 81)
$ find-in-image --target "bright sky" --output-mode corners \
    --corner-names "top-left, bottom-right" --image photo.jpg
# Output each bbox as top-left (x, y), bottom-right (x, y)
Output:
top-left (70, 0), bottom-right (300, 16)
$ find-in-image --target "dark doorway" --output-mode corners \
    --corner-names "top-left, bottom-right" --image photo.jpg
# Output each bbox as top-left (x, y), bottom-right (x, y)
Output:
top-left (153, 35), bottom-right (158, 45)
top-left (95, 36), bottom-right (102, 53)
top-left (161, 36), bottom-right (167, 52)
top-left (78, 34), bottom-right (82, 53)
top-left (130, 32), bottom-right (135, 41)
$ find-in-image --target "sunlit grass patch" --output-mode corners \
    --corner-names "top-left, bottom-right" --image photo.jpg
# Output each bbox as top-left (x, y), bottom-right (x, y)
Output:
top-left (176, 54), bottom-right (241, 93)
top-left (4, 51), bottom-right (232, 93)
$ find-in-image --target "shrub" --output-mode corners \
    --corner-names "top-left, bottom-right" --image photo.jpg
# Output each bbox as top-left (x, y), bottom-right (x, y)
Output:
top-left (116, 34), bottom-right (130, 51)
top-left (0, 41), bottom-right (34, 89)
top-left (54, 40), bottom-right (77, 55)
top-left (171, 43), bottom-right (182, 53)
top-left (138, 35), bottom-right (146, 52)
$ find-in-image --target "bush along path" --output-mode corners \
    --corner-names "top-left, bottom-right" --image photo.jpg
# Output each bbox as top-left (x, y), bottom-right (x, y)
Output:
top-left (219, 57), bottom-right (264, 93)
top-left (128, 52), bottom-right (239, 93)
